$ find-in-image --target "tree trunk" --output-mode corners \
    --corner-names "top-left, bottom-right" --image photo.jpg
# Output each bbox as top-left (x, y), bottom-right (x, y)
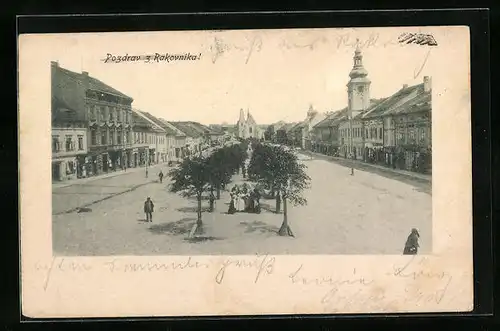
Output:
top-left (275, 193), bottom-right (281, 213)
top-left (278, 197), bottom-right (294, 237)
top-left (216, 185), bottom-right (221, 200)
top-left (196, 193), bottom-right (203, 227)
top-left (270, 185), bottom-right (275, 198)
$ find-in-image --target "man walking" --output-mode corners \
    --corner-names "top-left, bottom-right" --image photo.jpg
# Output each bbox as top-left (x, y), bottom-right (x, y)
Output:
top-left (158, 170), bottom-right (164, 184)
top-left (144, 197), bottom-right (155, 222)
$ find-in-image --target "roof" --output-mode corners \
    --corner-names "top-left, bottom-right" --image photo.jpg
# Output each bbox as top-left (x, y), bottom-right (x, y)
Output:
top-left (313, 107), bottom-right (348, 129)
top-left (51, 63), bottom-right (133, 124)
top-left (140, 111), bottom-right (178, 135)
top-left (384, 89), bottom-right (431, 116)
top-left (289, 111), bottom-right (326, 131)
top-left (54, 64), bottom-right (132, 100)
top-left (156, 118), bottom-right (186, 137)
top-left (276, 122), bottom-right (298, 132)
top-left (169, 121), bottom-right (213, 138)
top-left (362, 84), bottom-right (424, 119)
top-left (247, 112), bottom-right (257, 125)
top-left (131, 111), bottom-right (153, 129)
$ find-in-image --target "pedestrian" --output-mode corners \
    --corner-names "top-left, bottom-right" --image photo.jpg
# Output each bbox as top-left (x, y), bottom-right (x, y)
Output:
top-left (228, 193), bottom-right (236, 214)
top-left (209, 191), bottom-right (216, 212)
top-left (144, 197), bottom-right (154, 222)
top-left (159, 170), bottom-right (164, 183)
top-left (403, 228), bottom-right (420, 255)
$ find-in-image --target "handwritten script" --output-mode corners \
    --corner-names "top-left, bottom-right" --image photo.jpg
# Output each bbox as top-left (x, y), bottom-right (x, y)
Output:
top-left (210, 36), bottom-right (263, 64)
top-left (34, 255), bottom-right (455, 313)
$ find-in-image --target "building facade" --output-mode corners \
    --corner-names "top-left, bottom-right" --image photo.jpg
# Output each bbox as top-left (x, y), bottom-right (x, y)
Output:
top-left (51, 61), bottom-right (139, 180)
top-left (51, 127), bottom-right (88, 181)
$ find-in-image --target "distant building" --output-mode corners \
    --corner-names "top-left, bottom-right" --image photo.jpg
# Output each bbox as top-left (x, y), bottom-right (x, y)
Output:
top-left (236, 109), bottom-right (263, 140)
top-left (288, 105), bottom-right (327, 149)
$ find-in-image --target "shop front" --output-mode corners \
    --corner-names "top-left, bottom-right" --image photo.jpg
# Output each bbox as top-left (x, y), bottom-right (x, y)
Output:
top-left (51, 156), bottom-right (78, 182)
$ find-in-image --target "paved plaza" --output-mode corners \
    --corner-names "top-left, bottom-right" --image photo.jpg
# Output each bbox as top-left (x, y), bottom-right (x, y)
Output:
top-left (52, 154), bottom-right (431, 255)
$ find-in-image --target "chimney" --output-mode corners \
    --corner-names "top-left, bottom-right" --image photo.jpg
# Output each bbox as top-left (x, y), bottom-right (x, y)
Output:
top-left (82, 71), bottom-right (89, 76)
top-left (51, 61), bottom-right (59, 67)
top-left (423, 76), bottom-right (432, 92)
top-left (402, 84), bottom-right (408, 89)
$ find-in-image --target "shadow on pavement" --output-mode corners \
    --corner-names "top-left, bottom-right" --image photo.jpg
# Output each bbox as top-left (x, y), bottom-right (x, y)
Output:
top-left (148, 218), bottom-right (196, 236)
top-left (240, 220), bottom-right (279, 234)
top-left (184, 236), bottom-right (224, 243)
top-left (259, 202), bottom-right (280, 214)
top-left (176, 206), bottom-right (210, 213)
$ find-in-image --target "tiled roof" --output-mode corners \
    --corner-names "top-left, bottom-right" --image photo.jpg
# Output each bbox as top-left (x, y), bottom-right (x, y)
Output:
top-left (157, 118), bottom-right (186, 137)
top-left (384, 89), bottom-right (431, 116)
top-left (313, 107), bottom-right (348, 128)
top-left (140, 111), bottom-right (178, 135)
top-left (131, 111), bottom-right (152, 128)
top-left (51, 63), bottom-right (133, 124)
top-left (169, 121), bottom-right (210, 138)
top-left (55, 65), bottom-right (132, 100)
top-left (362, 84), bottom-right (423, 119)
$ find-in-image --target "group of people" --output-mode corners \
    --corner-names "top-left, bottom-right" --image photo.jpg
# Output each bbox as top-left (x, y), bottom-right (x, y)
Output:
top-left (227, 183), bottom-right (261, 214)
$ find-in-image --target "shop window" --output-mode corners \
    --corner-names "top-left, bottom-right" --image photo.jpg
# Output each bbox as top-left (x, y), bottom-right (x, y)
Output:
top-left (78, 135), bottom-right (84, 150)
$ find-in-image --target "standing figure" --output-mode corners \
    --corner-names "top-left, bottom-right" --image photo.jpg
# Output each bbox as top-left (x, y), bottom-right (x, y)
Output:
top-left (158, 170), bottom-right (164, 183)
top-left (403, 228), bottom-right (420, 255)
top-left (209, 191), bottom-right (216, 212)
top-left (144, 197), bottom-right (155, 222)
top-left (228, 193), bottom-right (236, 214)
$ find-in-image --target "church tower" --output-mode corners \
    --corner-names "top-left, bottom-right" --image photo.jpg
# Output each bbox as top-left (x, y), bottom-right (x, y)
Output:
top-left (347, 41), bottom-right (371, 118)
top-left (237, 108), bottom-right (246, 138)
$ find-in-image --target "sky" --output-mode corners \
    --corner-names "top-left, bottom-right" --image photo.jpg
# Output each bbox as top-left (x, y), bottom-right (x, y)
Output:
top-left (29, 27), bottom-right (448, 125)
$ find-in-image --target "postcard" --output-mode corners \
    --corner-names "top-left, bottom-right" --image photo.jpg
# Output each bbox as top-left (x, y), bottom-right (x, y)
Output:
top-left (19, 25), bottom-right (473, 317)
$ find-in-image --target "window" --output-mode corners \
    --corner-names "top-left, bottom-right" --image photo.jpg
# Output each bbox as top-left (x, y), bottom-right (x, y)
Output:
top-left (379, 128), bottom-right (383, 140)
top-left (99, 106), bottom-right (105, 121)
top-left (420, 128), bottom-right (426, 142)
top-left (365, 129), bottom-right (368, 138)
top-left (109, 130), bottom-right (114, 145)
top-left (117, 130), bottom-right (122, 144)
top-left (65, 135), bottom-right (73, 151)
top-left (78, 135), bottom-right (84, 150)
top-left (91, 130), bottom-right (98, 145)
top-left (357, 86), bottom-right (364, 93)
top-left (52, 136), bottom-right (60, 152)
top-left (101, 131), bottom-right (107, 145)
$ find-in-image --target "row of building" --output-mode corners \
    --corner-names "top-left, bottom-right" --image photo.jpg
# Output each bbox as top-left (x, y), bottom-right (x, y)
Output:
top-left (51, 61), bottom-right (226, 182)
top-left (265, 46), bottom-right (432, 174)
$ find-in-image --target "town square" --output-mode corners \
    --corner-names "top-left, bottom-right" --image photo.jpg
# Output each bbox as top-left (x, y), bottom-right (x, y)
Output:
top-left (51, 37), bottom-right (432, 256)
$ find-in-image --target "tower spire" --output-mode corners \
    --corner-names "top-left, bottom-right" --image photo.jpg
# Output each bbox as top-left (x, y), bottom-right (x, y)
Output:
top-left (238, 108), bottom-right (245, 123)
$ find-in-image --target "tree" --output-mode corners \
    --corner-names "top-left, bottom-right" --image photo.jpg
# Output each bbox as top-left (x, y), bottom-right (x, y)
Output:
top-left (168, 156), bottom-right (211, 237)
top-left (248, 143), bottom-right (311, 236)
top-left (206, 147), bottom-right (233, 199)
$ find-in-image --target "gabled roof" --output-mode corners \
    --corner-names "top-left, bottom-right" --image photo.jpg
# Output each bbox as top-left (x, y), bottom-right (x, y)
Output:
top-left (247, 112), bottom-right (257, 125)
top-left (157, 118), bottom-right (186, 137)
top-left (131, 110), bottom-right (154, 129)
top-left (169, 121), bottom-right (208, 138)
top-left (385, 89), bottom-right (431, 116)
top-left (131, 110), bottom-right (168, 133)
top-left (313, 107), bottom-right (348, 129)
top-left (54, 65), bottom-right (132, 100)
top-left (362, 84), bottom-right (424, 119)
top-left (51, 63), bottom-right (133, 124)
top-left (140, 111), bottom-right (178, 135)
